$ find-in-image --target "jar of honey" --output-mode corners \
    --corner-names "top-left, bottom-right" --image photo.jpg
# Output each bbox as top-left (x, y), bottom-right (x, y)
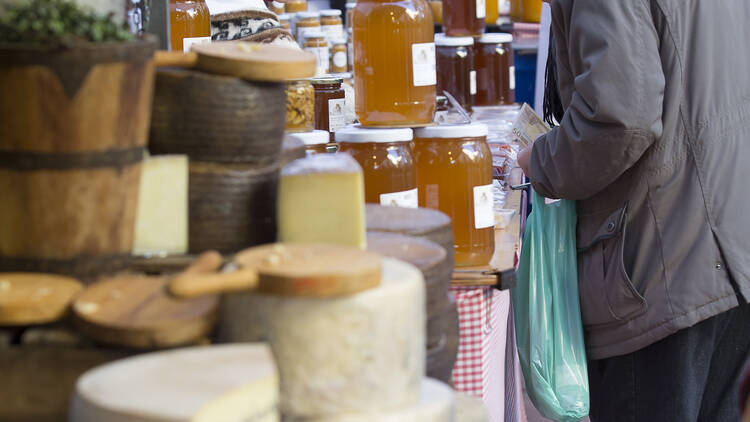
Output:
top-left (269, 0), bottom-right (285, 14)
top-left (286, 0), bottom-right (307, 12)
top-left (312, 77), bottom-right (346, 140)
top-left (286, 79), bottom-right (315, 133)
top-left (442, 0), bottom-right (485, 37)
top-left (296, 11), bottom-right (321, 44)
top-left (336, 126), bottom-right (418, 207)
top-left (320, 9), bottom-right (344, 42)
top-left (169, 0), bottom-right (211, 52)
top-left (278, 13), bottom-right (291, 30)
top-left (303, 31), bottom-right (330, 75)
top-left (435, 34), bottom-right (475, 111)
top-left (474, 33), bottom-right (514, 106)
top-left (414, 123), bottom-right (495, 266)
top-left (286, 130), bottom-right (330, 155)
top-left (430, 1), bottom-right (443, 24)
top-left (485, 0), bottom-right (498, 24)
top-left (510, 0), bottom-right (541, 22)
top-left (352, 0), bottom-right (436, 127)
top-left (330, 38), bottom-right (349, 74)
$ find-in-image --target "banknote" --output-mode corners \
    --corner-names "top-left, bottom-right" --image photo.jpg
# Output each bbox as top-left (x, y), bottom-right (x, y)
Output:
top-left (512, 103), bottom-right (551, 147)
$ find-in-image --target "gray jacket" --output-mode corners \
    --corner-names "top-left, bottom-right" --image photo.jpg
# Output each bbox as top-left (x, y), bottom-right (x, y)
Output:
top-left (529, 0), bottom-right (750, 359)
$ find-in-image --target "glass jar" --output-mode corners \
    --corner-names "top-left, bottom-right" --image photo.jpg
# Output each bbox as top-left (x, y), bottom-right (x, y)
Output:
top-left (430, 1), bottom-right (443, 24)
top-left (353, 0), bottom-right (436, 127)
top-left (286, 130), bottom-right (330, 155)
top-left (296, 11), bottom-right (321, 44)
top-left (278, 13), bottom-right (291, 30)
top-left (312, 77), bottom-right (346, 140)
top-left (474, 33), bottom-right (514, 105)
top-left (435, 34), bottom-right (475, 111)
top-left (414, 123), bottom-right (494, 266)
top-left (485, 0), bottom-right (498, 24)
top-left (336, 126), bottom-right (418, 207)
top-left (286, 79), bottom-right (314, 133)
top-left (303, 32), bottom-right (330, 75)
top-left (320, 9), bottom-right (344, 41)
top-left (443, 0), bottom-right (485, 37)
top-left (329, 38), bottom-right (348, 73)
top-left (269, 0), bottom-right (285, 14)
top-left (510, 0), bottom-right (541, 22)
top-left (169, 0), bottom-right (211, 52)
top-left (345, 2), bottom-right (356, 31)
top-left (286, 0), bottom-right (307, 12)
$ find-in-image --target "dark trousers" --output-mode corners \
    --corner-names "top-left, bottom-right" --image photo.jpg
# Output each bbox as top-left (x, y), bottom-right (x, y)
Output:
top-left (588, 302), bottom-right (750, 422)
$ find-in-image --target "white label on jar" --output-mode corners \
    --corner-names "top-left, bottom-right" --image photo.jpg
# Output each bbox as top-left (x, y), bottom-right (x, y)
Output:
top-left (476, 0), bottom-right (486, 19)
top-left (425, 184), bottom-right (439, 209)
top-left (473, 184), bottom-right (495, 229)
top-left (412, 42), bottom-right (437, 87)
top-left (321, 24), bottom-right (344, 41)
top-left (509, 65), bottom-right (516, 90)
top-left (328, 98), bottom-right (347, 133)
top-left (305, 46), bottom-right (330, 74)
top-left (470, 70), bottom-right (477, 95)
top-left (182, 36), bottom-right (211, 53)
top-left (333, 51), bottom-right (347, 69)
top-left (380, 188), bottom-right (419, 208)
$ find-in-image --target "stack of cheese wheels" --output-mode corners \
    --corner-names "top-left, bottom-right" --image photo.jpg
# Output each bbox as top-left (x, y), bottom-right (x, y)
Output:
top-left (70, 344), bottom-right (279, 422)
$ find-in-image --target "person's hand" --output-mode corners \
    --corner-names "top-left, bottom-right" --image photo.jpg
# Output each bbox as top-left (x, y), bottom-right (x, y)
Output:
top-left (517, 145), bottom-right (532, 176)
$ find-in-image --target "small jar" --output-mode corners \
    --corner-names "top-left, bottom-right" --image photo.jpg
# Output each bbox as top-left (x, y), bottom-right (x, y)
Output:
top-left (285, 79), bottom-right (314, 133)
top-left (278, 13), bottom-right (291, 30)
top-left (286, 0), bottom-right (307, 12)
top-left (345, 2), bottom-right (356, 31)
top-left (169, 0), bottom-right (211, 52)
top-left (474, 33), bottom-right (515, 106)
top-left (296, 11), bottom-right (321, 44)
top-left (303, 31), bottom-right (330, 75)
top-left (435, 34), bottom-right (475, 111)
top-left (330, 38), bottom-right (348, 73)
top-left (414, 123), bottom-right (494, 266)
top-left (443, 0), bottom-right (486, 37)
top-left (336, 126), bottom-right (418, 207)
top-left (320, 9), bottom-right (344, 41)
top-left (286, 130), bottom-right (330, 155)
top-left (269, 0), bottom-right (285, 14)
top-left (312, 77), bottom-right (346, 140)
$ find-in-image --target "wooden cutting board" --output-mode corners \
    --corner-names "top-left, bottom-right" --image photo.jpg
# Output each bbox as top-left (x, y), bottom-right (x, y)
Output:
top-left (0, 273), bottom-right (83, 326)
top-left (72, 275), bottom-right (218, 349)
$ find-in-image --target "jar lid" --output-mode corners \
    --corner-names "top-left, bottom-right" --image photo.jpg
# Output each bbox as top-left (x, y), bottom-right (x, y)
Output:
top-left (330, 72), bottom-right (352, 79)
top-left (478, 33), bottom-right (513, 44)
top-left (286, 130), bottom-right (330, 146)
top-left (345, 2), bottom-right (355, 8)
top-left (335, 125), bottom-right (414, 143)
top-left (303, 31), bottom-right (326, 40)
top-left (320, 9), bottom-right (342, 16)
top-left (311, 76), bottom-right (344, 85)
top-left (297, 11), bottom-right (321, 19)
top-left (278, 13), bottom-right (290, 20)
top-left (414, 122), bottom-right (489, 138)
top-left (434, 33), bottom-right (474, 47)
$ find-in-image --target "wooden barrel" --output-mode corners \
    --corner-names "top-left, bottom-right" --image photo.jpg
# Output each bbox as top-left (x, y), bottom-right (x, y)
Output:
top-left (0, 39), bottom-right (157, 281)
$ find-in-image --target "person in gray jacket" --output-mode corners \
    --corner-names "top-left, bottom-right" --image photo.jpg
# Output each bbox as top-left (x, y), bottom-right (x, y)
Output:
top-left (517, 0), bottom-right (750, 420)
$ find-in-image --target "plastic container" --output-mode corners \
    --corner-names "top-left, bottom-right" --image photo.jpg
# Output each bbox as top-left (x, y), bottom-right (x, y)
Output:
top-left (336, 126), bottom-right (418, 207)
top-left (414, 123), bottom-right (495, 266)
top-left (474, 33), bottom-right (514, 106)
top-left (435, 34), bottom-right (475, 111)
top-left (286, 130), bottom-right (330, 155)
top-left (443, 0), bottom-right (486, 37)
top-left (312, 77), bottom-right (346, 139)
top-left (169, 0), bottom-right (211, 52)
top-left (352, 0), bottom-right (436, 127)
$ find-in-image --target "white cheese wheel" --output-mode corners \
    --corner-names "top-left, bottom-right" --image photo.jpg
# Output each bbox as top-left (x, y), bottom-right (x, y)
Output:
top-left (288, 378), bottom-right (454, 422)
top-left (455, 393), bottom-right (489, 422)
top-left (70, 344), bottom-right (279, 422)
top-left (220, 257), bottom-right (425, 418)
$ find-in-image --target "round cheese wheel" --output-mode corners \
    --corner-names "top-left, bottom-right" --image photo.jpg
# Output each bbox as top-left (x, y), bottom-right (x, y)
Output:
top-left (70, 344), bottom-right (279, 422)
top-left (455, 393), bottom-right (489, 422)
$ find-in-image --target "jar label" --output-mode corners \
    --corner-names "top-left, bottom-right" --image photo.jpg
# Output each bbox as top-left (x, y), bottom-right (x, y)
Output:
top-left (305, 46), bottom-right (330, 75)
top-left (476, 0), bottom-right (486, 19)
top-left (182, 36), bottom-right (211, 53)
top-left (328, 98), bottom-right (347, 133)
top-left (473, 184), bottom-right (495, 229)
top-left (333, 51), bottom-right (348, 68)
top-left (380, 188), bottom-right (419, 208)
top-left (509, 65), bottom-right (516, 90)
top-left (470, 70), bottom-right (477, 95)
top-left (411, 43), bottom-right (437, 87)
top-left (321, 24), bottom-right (344, 41)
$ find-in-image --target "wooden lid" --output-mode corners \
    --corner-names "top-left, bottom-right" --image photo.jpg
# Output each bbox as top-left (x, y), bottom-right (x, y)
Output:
top-left (192, 41), bottom-right (316, 82)
top-left (0, 273), bottom-right (83, 326)
top-left (72, 275), bottom-right (218, 349)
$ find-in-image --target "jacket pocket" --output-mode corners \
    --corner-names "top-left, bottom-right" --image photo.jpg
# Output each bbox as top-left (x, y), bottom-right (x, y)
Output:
top-left (577, 206), bottom-right (647, 327)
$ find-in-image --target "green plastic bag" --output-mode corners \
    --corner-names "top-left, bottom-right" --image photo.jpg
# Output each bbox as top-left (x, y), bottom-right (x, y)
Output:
top-left (513, 192), bottom-right (590, 421)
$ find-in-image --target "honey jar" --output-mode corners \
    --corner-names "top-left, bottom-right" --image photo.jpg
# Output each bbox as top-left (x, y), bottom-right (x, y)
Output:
top-left (169, 0), bottom-right (211, 52)
top-left (269, 0), bottom-right (285, 14)
top-left (336, 126), bottom-right (418, 207)
top-left (286, 0), bottom-right (307, 12)
top-left (435, 34), bottom-right (475, 111)
top-left (320, 9), bottom-right (344, 42)
top-left (414, 123), bottom-right (494, 266)
top-left (303, 31), bottom-right (330, 75)
top-left (443, 0), bottom-right (486, 37)
top-left (352, 0), bottom-right (436, 127)
top-left (278, 13), bottom-right (291, 30)
top-left (312, 77), bottom-right (346, 140)
top-left (296, 11), bottom-right (321, 44)
top-left (285, 79), bottom-right (314, 133)
top-left (286, 130), bottom-right (330, 155)
top-left (474, 33), bottom-right (515, 106)
top-left (330, 38), bottom-right (348, 73)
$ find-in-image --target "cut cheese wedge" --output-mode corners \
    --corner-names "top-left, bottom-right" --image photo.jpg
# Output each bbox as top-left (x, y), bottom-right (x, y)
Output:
top-left (278, 154), bottom-right (366, 249)
top-left (70, 344), bottom-right (279, 422)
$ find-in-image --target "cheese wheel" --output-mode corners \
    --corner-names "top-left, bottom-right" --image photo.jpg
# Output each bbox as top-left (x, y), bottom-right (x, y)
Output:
top-left (70, 344), bottom-right (279, 422)
top-left (455, 393), bottom-right (488, 422)
top-left (219, 257), bottom-right (425, 418)
top-left (288, 378), bottom-right (455, 422)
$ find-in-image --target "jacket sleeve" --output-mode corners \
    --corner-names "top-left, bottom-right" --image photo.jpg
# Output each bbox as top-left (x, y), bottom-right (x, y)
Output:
top-left (528, 0), bottom-right (665, 200)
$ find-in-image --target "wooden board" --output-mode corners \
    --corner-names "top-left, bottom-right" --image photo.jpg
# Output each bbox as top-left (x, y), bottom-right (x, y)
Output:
top-left (0, 273), bottom-right (83, 326)
top-left (72, 275), bottom-right (218, 349)
top-left (191, 42), bottom-right (317, 82)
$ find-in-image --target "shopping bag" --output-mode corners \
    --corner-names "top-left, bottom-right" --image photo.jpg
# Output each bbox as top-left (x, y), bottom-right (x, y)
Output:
top-left (512, 191), bottom-right (589, 421)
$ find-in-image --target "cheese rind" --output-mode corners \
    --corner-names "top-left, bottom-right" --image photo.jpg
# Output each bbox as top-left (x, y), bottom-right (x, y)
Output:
top-left (132, 155), bottom-right (188, 256)
top-left (70, 344), bottom-right (279, 422)
top-left (220, 258), bottom-right (425, 418)
top-left (278, 154), bottom-right (366, 248)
